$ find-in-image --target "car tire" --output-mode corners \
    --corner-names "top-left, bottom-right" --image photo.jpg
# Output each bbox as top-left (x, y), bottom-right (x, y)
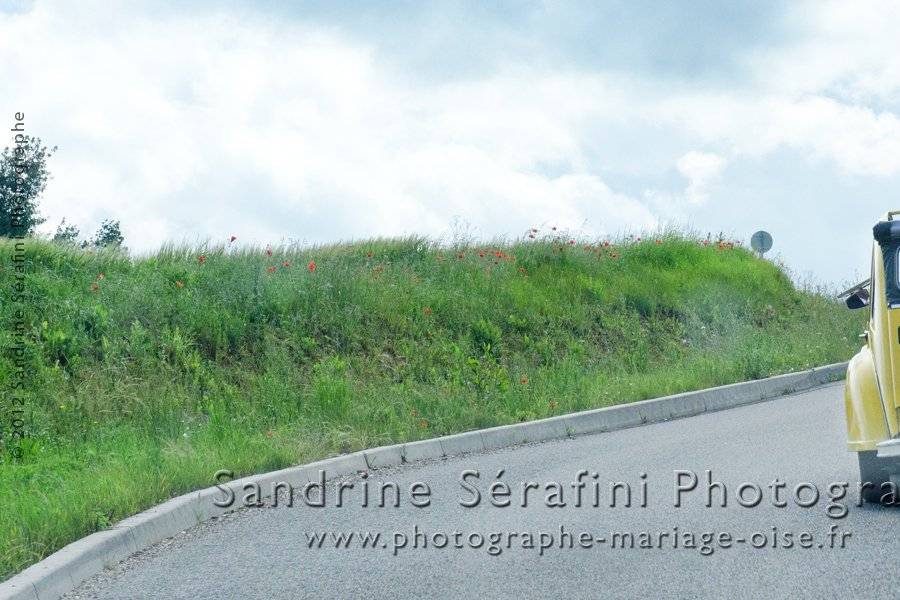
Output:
top-left (857, 450), bottom-right (900, 503)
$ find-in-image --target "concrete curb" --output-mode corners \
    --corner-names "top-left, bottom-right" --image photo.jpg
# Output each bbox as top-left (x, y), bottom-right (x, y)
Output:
top-left (0, 362), bottom-right (847, 599)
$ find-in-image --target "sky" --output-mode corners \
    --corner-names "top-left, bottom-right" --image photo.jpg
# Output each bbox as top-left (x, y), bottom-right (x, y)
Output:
top-left (2, 0), bottom-right (900, 286)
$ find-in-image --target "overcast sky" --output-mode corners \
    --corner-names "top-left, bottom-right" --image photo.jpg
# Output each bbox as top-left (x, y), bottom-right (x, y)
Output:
top-left (2, 0), bottom-right (899, 285)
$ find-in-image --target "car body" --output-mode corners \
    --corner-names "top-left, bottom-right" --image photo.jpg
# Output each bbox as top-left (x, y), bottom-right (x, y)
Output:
top-left (844, 211), bottom-right (900, 502)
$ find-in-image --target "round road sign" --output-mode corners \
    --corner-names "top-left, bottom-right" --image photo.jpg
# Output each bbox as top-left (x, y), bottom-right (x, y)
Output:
top-left (751, 230), bottom-right (773, 255)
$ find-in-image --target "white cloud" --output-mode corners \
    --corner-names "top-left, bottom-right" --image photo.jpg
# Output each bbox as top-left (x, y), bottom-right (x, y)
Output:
top-left (749, 0), bottom-right (900, 101)
top-left (676, 151), bottom-right (727, 205)
top-left (0, 2), bottom-right (659, 251)
top-left (2, 0), bottom-right (900, 287)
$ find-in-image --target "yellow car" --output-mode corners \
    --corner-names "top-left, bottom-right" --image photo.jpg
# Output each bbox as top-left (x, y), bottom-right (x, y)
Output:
top-left (843, 212), bottom-right (900, 502)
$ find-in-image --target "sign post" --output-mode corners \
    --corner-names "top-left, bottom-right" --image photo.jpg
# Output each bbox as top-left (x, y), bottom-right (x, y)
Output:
top-left (751, 230), bottom-right (773, 258)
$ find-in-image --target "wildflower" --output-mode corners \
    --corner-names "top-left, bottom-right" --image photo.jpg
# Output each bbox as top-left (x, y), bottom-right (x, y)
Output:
top-left (457, 252), bottom-right (465, 259)
top-left (568, 239), bottom-right (575, 245)
top-left (265, 430), bottom-right (273, 438)
top-left (266, 247), bottom-right (273, 257)
top-left (656, 239), bottom-right (662, 245)
top-left (636, 237), bottom-right (642, 242)
top-left (308, 259), bottom-right (316, 273)
top-left (281, 261), bottom-right (290, 267)
top-left (198, 254), bottom-right (206, 265)
top-left (418, 419), bottom-right (429, 429)
top-left (478, 250), bottom-right (485, 258)
top-left (175, 280), bottom-right (184, 288)
top-left (531, 228), bottom-right (538, 233)
top-left (366, 250), bottom-right (373, 258)
top-left (411, 408), bottom-right (418, 417)
top-left (518, 266), bottom-right (528, 277)
top-left (96, 273), bottom-right (105, 280)
top-left (528, 234), bottom-right (536, 239)
top-left (549, 400), bottom-right (558, 410)
top-left (423, 306), bottom-right (433, 316)
top-left (551, 226), bottom-right (557, 231)
top-left (90, 282), bottom-right (100, 292)
top-left (520, 376), bottom-right (528, 385)
top-left (266, 265), bottom-right (277, 273)
top-left (229, 235), bottom-right (237, 243)
top-left (610, 252), bottom-right (620, 259)
top-left (603, 241), bottom-right (610, 247)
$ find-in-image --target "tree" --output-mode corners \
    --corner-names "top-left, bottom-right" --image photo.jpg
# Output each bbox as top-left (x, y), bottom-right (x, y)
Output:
top-left (0, 136), bottom-right (56, 237)
top-left (86, 219), bottom-right (124, 249)
top-left (52, 218), bottom-right (80, 245)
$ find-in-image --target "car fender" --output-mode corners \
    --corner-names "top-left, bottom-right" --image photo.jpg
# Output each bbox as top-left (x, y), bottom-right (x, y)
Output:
top-left (845, 346), bottom-right (890, 451)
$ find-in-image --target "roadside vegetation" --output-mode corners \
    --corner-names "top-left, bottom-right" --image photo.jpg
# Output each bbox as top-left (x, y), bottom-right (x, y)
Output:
top-left (0, 231), bottom-right (864, 579)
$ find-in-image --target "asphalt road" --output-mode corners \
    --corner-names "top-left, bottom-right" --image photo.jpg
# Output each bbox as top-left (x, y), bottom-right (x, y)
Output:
top-left (67, 383), bottom-right (899, 599)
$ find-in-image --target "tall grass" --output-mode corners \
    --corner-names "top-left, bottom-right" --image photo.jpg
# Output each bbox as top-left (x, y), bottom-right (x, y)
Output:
top-left (0, 232), bottom-right (863, 579)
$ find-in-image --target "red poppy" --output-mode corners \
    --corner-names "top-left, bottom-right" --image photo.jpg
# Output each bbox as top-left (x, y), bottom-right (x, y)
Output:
top-left (308, 259), bottom-right (316, 273)
top-left (282, 261), bottom-right (291, 267)
top-left (551, 226), bottom-right (557, 231)
top-left (265, 430), bottom-right (273, 438)
top-left (229, 235), bottom-right (237, 243)
top-left (457, 252), bottom-right (465, 259)
top-left (366, 250), bottom-right (373, 258)
top-left (90, 282), bottom-right (100, 292)
top-left (198, 254), bottom-right (206, 265)
top-left (520, 376), bottom-right (529, 385)
top-left (266, 247), bottom-right (273, 257)
top-left (418, 419), bottom-right (429, 429)
top-left (266, 265), bottom-right (277, 273)
top-left (478, 251), bottom-right (485, 258)
top-left (636, 237), bottom-right (642, 242)
top-left (656, 239), bottom-right (662, 245)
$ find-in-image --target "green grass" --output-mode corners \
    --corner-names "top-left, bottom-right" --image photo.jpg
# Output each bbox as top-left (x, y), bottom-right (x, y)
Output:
top-left (0, 232), bottom-right (864, 579)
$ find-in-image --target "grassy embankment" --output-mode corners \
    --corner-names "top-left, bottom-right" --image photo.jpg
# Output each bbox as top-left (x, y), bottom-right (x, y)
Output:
top-left (0, 233), bottom-right (864, 579)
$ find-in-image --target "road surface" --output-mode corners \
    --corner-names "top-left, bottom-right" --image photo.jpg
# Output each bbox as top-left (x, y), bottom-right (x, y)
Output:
top-left (66, 383), bottom-right (898, 599)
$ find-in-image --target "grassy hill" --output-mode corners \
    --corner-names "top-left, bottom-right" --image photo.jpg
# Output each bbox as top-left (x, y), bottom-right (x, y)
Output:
top-left (0, 233), bottom-right (863, 579)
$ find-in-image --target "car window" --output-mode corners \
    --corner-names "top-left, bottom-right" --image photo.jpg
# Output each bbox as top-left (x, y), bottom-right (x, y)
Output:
top-left (896, 246), bottom-right (900, 292)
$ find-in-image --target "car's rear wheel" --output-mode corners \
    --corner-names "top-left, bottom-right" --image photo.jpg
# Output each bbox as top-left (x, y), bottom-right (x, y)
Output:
top-left (858, 451), bottom-right (900, 503)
